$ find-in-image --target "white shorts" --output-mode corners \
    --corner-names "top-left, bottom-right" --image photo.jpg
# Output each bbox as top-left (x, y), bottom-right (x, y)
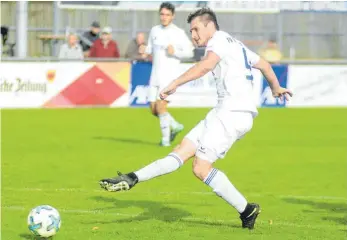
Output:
top-left (148, 85), bottom-right (173, 103)
top-left (185, 108), bottom-right (254, 163)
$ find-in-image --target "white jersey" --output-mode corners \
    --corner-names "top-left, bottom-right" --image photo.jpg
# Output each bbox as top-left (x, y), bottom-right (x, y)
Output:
top-left (206, 31), bottom-right (260, 116)
top-left (146, 24), bottom-right (194, 87)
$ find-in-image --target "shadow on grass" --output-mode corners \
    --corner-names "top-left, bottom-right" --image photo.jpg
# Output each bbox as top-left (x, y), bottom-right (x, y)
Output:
top-left (90, 196), bottom-right (191, 223)
top-left (93, 136), bottom-right (158, 146)
top-left (182, 218), bottom-right (242, 229)
top-left (283, 198), bottom-right (347, 226)
top-left (89, 196), bottom-right (240, 228)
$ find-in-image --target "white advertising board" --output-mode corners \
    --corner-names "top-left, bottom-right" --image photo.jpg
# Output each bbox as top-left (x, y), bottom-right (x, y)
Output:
top-left (287, 65), bottom-right (347, 107)
top-left (0, 62), bottom-right (93, 108)
top-left (0, 62), bottom-right (131, 109)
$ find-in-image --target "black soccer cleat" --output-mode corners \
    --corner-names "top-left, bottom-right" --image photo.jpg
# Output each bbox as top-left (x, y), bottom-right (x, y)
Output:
top-left (240, 203), bottom-right (261, 229)
top-left (99, 171), bottom-right (138, 192)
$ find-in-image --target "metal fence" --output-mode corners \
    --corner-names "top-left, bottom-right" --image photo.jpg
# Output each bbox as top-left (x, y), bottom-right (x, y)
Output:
top-left (2, 57), bottom-right (347, 66)
top-left (1, 1), bottom-right (347, 59)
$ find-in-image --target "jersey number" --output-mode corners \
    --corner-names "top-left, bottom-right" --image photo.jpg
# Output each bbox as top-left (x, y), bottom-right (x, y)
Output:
top-left (242, 48), bottom-right (253, 80)
top-left (227, 37), bottom-right (253, 81)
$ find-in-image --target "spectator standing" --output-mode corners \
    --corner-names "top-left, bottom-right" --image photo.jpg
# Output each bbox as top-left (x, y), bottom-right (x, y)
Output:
top-left (58, 33), bottom-right (83, 59)
top-left (89, 27), bottom-right (120, 58)
top-left (125, 32), bottom-right (147, 60)
top-left (80, 21), bottom-right (100, 56)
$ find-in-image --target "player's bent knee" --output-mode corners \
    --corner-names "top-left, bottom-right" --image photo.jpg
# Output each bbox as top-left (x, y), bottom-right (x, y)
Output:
top-left (150, 107), bottom-right (158, 116)
top-left (172, 138), bottom-right (197, 164)
top-left (149, 103), bottom-right (158, 116)
top-left (192, 158), bottom-right (213, 181)
top-left (156, 100), bottom-right (168, 114)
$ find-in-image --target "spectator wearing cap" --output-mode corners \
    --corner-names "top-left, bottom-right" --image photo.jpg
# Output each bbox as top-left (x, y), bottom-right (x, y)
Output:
top-left (125, 32), bottom-right (147, 60)
top-left (58, 33), bottom-right (83, 59)
top-left (80, 21), bottom-right (100, 56)
top-left (89, 27), bottom-right (120, 58)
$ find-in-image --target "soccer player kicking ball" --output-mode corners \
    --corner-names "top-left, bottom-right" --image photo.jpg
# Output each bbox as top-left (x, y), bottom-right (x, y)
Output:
top-left (139, 2), bottom-right (195, 147)
top-left (100, 8), bottom-right (292, 229)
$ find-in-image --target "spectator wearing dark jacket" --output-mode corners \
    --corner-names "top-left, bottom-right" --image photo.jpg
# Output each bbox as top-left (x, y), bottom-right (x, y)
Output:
top-left (80, 21), bottom-right (100, 56)
top-left (89, 27), bottom-right (120, 58)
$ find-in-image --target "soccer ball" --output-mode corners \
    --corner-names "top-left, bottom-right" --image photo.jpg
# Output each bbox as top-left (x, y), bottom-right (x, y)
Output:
top-left (27, 205), bottom-right (61, 238)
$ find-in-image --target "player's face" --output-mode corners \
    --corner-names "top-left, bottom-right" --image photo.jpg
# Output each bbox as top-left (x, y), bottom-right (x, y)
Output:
top-left (160, 8), bottom-right (174, 27)
top-left (190, 18), bottom-right (210, 47)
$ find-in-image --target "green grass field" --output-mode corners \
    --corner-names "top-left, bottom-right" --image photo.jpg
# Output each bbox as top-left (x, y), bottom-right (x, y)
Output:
top-left (2, 108), bottom-right (347, 240)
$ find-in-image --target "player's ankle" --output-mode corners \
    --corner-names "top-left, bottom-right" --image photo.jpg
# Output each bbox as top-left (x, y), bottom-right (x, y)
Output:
top-left (127, 172), bottom-right (139, 183)
top-left (240, 203), bottom-right (253, 217)
top-left (170, 121), bottom-right (180, 129)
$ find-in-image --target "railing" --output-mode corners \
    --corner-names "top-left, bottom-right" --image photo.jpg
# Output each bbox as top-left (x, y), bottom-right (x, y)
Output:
top-left (1, 57), bottom-right (347, 65)
top-left (2, 1), bottom-right (347, 59)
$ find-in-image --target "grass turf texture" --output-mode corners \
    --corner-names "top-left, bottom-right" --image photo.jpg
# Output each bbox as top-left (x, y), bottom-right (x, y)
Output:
top-left (2, 108), bottom-right (347, 240)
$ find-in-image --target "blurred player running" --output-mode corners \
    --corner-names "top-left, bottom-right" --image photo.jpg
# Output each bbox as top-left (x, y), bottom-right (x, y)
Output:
top-left (100, 8), bottom-right (292, 229)
top-left (139, 2), bottom-right (194, 147)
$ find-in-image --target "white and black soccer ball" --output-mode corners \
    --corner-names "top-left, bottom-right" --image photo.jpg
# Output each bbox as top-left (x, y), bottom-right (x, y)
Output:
top-left (27, 205), bottom-right (61, 238)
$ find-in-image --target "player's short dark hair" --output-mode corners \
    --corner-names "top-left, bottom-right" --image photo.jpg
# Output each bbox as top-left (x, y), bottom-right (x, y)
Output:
top-left (187, 7), bottom-right (219, 30)
top-left (159, 2), bottom-right (175, 14)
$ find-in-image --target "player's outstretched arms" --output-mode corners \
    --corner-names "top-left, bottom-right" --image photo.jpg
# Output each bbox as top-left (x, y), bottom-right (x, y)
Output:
top-left (253, 58), bottom-right (293, 101)
top-left (160, 51), bottom-right (220, 100)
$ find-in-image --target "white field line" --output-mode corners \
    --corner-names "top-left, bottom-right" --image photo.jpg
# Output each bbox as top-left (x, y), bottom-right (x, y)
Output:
top-left (2, 206), bottom-right (137, 217)
top-left (2, 187), bottom-right (347, 201)
top-left (1, 205), bottom-right (344, 231)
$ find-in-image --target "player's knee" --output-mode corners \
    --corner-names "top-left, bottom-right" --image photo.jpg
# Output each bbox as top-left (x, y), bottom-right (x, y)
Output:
top-left (156, 106), bottom-right (165, 115)
top-left (149, 103), bottom-right (158, 116)
top-left (150, 106), bottom-right (158, 116)
top-left (156, 101), bottom-right (167, 114)
top-left (172, 138), bottom-right (197, 164)
top-left (192, 158), bottom-right (212, 181)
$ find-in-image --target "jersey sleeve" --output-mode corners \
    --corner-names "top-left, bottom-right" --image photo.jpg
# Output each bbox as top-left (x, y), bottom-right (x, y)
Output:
top-left (205, 34), bottom-right (227, 59)
top-left (145, 28), bottom-right (154, 55)
top-left (243, 46), bottom-right (260, 66)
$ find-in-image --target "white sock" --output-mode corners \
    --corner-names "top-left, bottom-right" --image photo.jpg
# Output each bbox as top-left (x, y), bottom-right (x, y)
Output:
top-left (204, 168), bottom-right (248, 213)
top-left (167, 113), bottom-right (180, 129)
top-left (159, 113), bottom-right (170, 142)
top-left (134, 153), bottom-right (183, 182)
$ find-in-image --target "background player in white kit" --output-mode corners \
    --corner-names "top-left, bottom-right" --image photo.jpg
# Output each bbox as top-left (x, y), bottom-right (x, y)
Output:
top-left (100, 8), bottom-right (292, 229)
top-left (139, 2), bottom-right (194, 147)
